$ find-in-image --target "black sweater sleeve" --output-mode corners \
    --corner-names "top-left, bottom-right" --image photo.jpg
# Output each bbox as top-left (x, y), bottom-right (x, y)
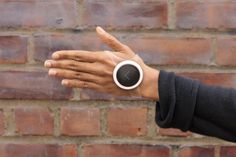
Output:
top-left (155, 70), bottom-right (236, 142)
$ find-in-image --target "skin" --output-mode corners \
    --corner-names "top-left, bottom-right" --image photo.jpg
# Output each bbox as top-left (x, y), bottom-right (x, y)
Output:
top-left (44, 27), bottom-right (160, 101)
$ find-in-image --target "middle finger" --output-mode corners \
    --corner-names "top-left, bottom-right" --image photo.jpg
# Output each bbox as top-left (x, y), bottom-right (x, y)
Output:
top-left (45, 60), bottom-right (98, 74)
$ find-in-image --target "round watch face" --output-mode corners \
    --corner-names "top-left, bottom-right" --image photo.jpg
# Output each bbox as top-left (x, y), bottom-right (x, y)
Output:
top-left (113, 60), bottom-right (143, 90)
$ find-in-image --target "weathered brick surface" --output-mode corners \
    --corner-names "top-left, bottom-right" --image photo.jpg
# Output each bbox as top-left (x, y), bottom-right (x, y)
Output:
top-left (0, 71), bottom-right (73, 99)
top-left (0, 36), bottom-right (27, 64)
top-left (221, 146), bottom-right (236, 157)
top-left (0, 0), bottom-right (77, 28)
top-left (178, 146), bottom-right (214, 157)
top-left (125, 36), bottom-right (212, 65)
top-left (81, 0), bottom-right (167, 29)
top-left (216, 38), bottom-right (236, 66)
top-left (15, 107), bottom-right (53, 135)
top-left (176, 0), bottom-right (236, 29)
top-left (0, 144), bottom-right (77, 157)
top-left (180, 72), bottom-right (236, 89)
top-left (107, 107), bottom-right (147, 136)
top-left (83, 144), bottom-right (170, 157)
top-left (33, 34), bottom-right (105, 62)
top-left (61, 107), bottom-right (100, 136)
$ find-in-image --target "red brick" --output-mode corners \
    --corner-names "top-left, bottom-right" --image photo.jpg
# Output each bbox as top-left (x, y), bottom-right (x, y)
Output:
top-left (15, 107), bottom-right (53, 135)
top-left (61, 107), bottom-right (100, 136)
top-left (221, 146), bottom-right (236, 157)
top-left (178, 146), bottom-right (214, 157)
top-left (83, 144), bottom-right (170, 157)
top-left (107, 107), bottom-right (147, 136)
top-left (81, 0), bottom-right (167, 29)
top-left (0, 144), bottom-right (77, 157)
top-left (125, 36), bottom-right (212, 65)
top-left (179, 72), bottom-right (236, 89)
top-left (0, 111), bottom-right (4, 135)
top-left (0, 36), bottom-right (27, 64)
top-left (0, 0), bottom-right (77, 28)
top-left (33, 34), bottom-right (105, 62)
top-left (158, 128), bottom-right (191, 137)
top-left (0, 71), bottom-right (73, 99)
top-left (216, 38), bottom-right (236, 66)
top-left (176, 0), bottom-right (236, 29)
top-left (80, 89), bottom-right (144, 101)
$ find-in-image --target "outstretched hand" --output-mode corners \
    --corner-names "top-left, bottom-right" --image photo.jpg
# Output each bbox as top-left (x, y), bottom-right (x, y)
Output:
top-left (44, 27), bottom-right (159, 100)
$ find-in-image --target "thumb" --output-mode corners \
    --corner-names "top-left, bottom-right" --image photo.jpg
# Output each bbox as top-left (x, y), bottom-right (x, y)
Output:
top-left (96, 26), bottom-right (131, 53)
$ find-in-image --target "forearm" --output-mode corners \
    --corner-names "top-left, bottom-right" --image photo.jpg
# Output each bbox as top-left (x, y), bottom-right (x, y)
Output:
top-left (190, 83), bottom-right (236, 142)
top-left (155, 70), bottom-right (236, 142)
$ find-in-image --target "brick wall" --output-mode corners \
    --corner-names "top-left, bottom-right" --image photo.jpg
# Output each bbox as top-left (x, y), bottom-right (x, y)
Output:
top-left (0, 0), bottom-right (235, 157)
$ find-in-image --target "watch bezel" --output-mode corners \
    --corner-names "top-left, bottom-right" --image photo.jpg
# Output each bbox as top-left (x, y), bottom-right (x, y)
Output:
top-left (113, 60), bottom-right (143, 90)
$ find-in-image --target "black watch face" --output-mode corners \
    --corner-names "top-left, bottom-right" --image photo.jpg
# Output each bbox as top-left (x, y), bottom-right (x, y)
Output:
top-left (116, 64), bottom-right (140, 87)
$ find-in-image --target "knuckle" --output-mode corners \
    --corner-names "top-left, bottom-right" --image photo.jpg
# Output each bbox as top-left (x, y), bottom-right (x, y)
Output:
top-left (97, 79), bottom-right (105, 85)
top-left (68, 61), bottom-right (78, 70)
top-left (104, 70), bottom-right (112, 76)
top-left (74, 72), bottom-right (81, 79)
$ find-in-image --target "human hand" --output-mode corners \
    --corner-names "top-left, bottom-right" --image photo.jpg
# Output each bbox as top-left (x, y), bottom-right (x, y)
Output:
top-left (44, 27), bottom-right (159, 100)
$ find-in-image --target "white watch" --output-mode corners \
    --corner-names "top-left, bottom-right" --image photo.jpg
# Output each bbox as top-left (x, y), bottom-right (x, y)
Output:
top-left (113, 60), bottom-right (143, 90)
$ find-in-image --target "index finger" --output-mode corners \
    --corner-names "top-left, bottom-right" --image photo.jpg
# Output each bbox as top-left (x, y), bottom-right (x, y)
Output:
top-left (96, 27), bottom-right (128, 52)
top-left (52, 50), bottom-right (103, 62)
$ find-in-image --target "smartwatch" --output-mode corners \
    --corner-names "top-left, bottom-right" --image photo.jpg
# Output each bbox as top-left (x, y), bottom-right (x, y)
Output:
top-left (113, 60), bottom-right (143, 90)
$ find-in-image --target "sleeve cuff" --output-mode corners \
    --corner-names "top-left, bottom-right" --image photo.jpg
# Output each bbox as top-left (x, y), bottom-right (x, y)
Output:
top-left (155, 70), bottom-right (200, 131)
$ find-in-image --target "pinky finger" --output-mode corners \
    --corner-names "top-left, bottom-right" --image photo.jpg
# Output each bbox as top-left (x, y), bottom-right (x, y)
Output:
top-left (61, 79), bottom-right (101, 90)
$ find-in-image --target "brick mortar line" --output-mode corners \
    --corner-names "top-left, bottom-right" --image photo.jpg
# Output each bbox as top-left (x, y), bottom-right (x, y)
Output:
top-left (153, 65), bottom-right (236, 73)
top-left (168, 0), bottom-right (176, 30)
top-left (215, 146), bottom-right (221, 157)
top-left (146, 105), bottom-right (157, 138)
top-left (78, 143), bottom-right (82, 157)
top-left (0, 101), bottom-right (154, 113)
top-left (0, 29), bottom-right (236, 37)
top-left (0, 64), bottom-right (46, 71)
top-left (76, 0), bottom-right (84, 31)
top-left (210, 36), bottom-right (217, 66)
top-left (71, 88), bottom-right (81, 101)
top-left (100, 107), bottom-right (108, 137)
top-left (76, 0), bottom-right (81, 28)
top-left (0, 136), bottom-right (232, 146)
top-left (52, 107), bottom-right (60, 137)
top-left (3, 107), bottom-right (15, 136)
top-left (172, 145), bottom-right (179, 157)
top-left (27, 35), bottom-right (36, 64)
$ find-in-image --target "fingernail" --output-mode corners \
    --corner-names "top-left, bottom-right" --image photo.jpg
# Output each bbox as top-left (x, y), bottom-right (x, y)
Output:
top-left (62, 80), bottom-right (68, 85)
top-left (96, 26), bottom-right (105, 34)
top-left (52, 53), bottom-right (59, 59)
top-left (49, 69), bottom-right (56, 76)
top-left (44, 61), bottom-right (52, 67)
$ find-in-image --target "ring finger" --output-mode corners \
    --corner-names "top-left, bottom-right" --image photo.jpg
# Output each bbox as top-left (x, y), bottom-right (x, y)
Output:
top-left (48, 68), bottom-right (107, 84)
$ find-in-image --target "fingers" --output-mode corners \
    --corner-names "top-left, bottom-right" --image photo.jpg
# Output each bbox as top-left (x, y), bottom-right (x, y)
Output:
top-left (48, 68), bottom-right (105, 84)
top-left (51, 50), bottom-right (103, 62)
top-left (62, 79), bottom-right (101, 90)
top-left (96, 26), bottom-right (130, 52)
top-left (48, 68), bottom-right (80, 79)
top-left (44, 60), bottom-right (97, 74)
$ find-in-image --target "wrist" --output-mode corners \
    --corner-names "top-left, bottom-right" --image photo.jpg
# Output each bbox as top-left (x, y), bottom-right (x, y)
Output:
top-left (140, 66), bottom-right (160, 101)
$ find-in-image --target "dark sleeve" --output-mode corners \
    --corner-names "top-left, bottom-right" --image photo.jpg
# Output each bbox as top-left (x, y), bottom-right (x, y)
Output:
top-left (155, 70), bottom-right (236, 142)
